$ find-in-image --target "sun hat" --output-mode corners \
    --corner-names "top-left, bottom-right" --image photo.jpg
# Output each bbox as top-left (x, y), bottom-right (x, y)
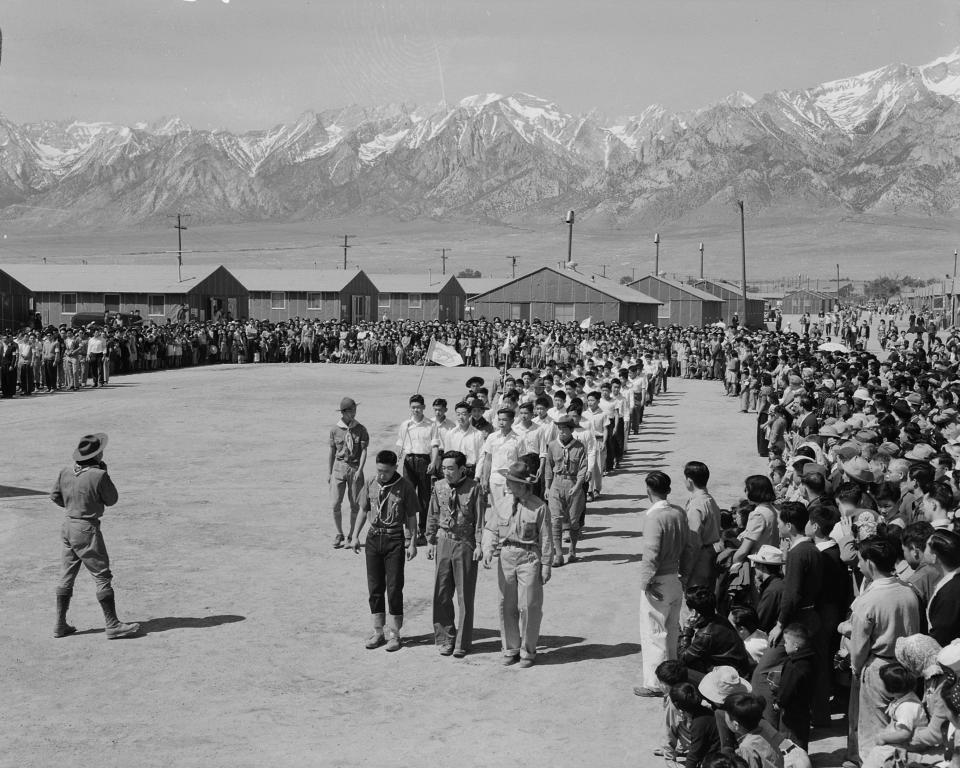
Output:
top-left (748, 544), bottom-right (785, 566)
top-left (789, 455), bottom-right (813, 471)
top-left (500, 460), bottom-right (538, 485)
top-left (853, 388), bottom-right (873, 402)
top-left (73, 433), bottom-right (108, 462)
top-left (905, 444), bottom-right (936, 462)
top-left (841, 457), bottom-right (876, 484)
top-left (895, 634), bottom-right (944, 679)
top-left (338, 397), bottom-right (358, 411)
top-left (698, 665), bottom-right (752, 705)
top-left (833, 443), bottom-right (861, 461)
top-left (554, 414), bottom-right (577, 429)
top-left (877, 442), bottom-right (901, 458)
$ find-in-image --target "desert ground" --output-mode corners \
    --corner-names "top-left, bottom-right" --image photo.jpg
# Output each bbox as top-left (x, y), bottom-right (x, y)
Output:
top-left (1, 364), bottom-right (852, 768)
top-left (2, 209), bottom-right (959, 284)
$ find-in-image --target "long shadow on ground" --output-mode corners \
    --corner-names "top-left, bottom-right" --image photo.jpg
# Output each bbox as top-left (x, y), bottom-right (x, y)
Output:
top-left (537, 641), bottom-right (641, 666)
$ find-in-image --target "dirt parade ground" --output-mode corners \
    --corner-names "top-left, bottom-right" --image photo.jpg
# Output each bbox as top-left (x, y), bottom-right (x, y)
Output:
top-left (1, 364), bottom-right (846, 768)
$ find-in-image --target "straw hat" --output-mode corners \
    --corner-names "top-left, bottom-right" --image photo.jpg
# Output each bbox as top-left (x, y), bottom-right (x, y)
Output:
top-left (748, 545), bottom-right (785, 566)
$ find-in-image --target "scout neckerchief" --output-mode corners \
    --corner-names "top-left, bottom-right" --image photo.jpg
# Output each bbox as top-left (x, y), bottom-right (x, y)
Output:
top-left (375, 473), bottom-right (403, 527)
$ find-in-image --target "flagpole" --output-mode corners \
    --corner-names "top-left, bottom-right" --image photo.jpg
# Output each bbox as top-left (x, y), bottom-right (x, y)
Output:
top-left (416, 338), bottom-right (435, 394)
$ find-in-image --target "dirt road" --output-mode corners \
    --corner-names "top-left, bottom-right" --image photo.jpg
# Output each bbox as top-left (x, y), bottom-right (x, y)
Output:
top-left (0, 365), bottom-right (842, 767)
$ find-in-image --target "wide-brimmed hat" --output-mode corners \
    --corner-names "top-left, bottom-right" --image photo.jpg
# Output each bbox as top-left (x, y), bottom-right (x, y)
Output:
top-left (841, 457), bottom-right (876, 484)
top-left (938, 643), bottom-right (960, 676)
top-left (554, 414), bottom-right (577, 429)
top-left (698, 665), bottom-right (752, 705)
top-left (748, 544), bottom-right (785, 566)
top-left (833, 443), bottom-right (860, 461)
top-left (338, 397), bottom-right (358, 411)
top-left (73, 433), bottom-right (108, 462)
top-left (905, 444), bottom-right (936, 462)
top-left (500, 460), bottom-right (538, 485)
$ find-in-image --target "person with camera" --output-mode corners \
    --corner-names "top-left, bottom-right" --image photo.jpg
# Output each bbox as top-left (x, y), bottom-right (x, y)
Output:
top-left (50, 433), bottom-right (140, 639)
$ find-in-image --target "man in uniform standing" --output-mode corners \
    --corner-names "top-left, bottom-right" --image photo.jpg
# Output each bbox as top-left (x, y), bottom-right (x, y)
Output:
top-left (426, 450), bottom-right (484, 658)
top-left (482, 460), bottom-right (553, 668)
top-left (545, 415), bottom-right (588, 567)
top-left (349, 450), bottom-right (419, 652)
top-left (396, 394), bottom-right (435, 544)
top-left (328, 397), bottom-right (369, 549)
top-left (50, 433), bottom-right (140, 639)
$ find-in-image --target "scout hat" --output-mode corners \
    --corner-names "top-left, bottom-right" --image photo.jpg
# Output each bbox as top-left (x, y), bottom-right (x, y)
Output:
top-left (905, 443), bottom-right (936, 462)
top-left (73, 433), bottom-right (108, 462)
top-left (748, 545), bottom-right (785, 566)
top-left (698, 666), bottom-right (752, 706)
top-left (501, 460), bottom-right (538, 485)
top-left (555, 414), bottom-right (577, 429)
top-left (338, 397), bottom-right (358, 411)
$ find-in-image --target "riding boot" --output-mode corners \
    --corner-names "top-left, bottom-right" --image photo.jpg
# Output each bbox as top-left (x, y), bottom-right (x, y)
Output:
top-left (54, 588), bottom-right (76, 638)
top-left (365, 612), bottom-right (386, 649)
top-left (97, 590), bottom-right (140, 639)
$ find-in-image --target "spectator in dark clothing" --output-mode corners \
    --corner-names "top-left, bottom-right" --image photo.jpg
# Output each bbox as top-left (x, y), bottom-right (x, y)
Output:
top-left (770, 502), bottom-right (822, 648)
top-left (681, 586), bottom-right (754, 678)
top-left (925, 530), bottom-right (960, 646)
top-left (775, 624), bottom-right (817, 749)
top-left (748, 546), bottom-right (785, 633)
top-left (669, 681), bottom-right (722, 768)
top-left (808, 505), bottom-right (849, 727)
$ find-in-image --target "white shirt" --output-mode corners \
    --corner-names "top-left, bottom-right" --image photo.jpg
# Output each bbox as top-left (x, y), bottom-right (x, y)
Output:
top-left (513, 420), bottom-right (548, 459)
top-left (396, 417), bottom-right (435, 455)
top-left (441, 424), bottom-right (486, 466)
top-left (479, 430), bottom-right (522, 474)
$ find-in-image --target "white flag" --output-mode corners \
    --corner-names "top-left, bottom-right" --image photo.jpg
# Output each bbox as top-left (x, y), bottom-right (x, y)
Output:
top-left (580, 316), bottom-right (592, 329)
top-left (427, 338), bottom-right (464, 367)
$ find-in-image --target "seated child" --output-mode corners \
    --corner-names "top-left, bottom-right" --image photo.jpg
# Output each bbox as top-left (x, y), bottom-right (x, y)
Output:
top-left (670, 682), bottom-right (721, 768)
top-left (656, 659), bottom-right (699, 761)
top-left (861, 663), bottom-right (926, 768)
top-left (724, 693), bottom-right (784, 768)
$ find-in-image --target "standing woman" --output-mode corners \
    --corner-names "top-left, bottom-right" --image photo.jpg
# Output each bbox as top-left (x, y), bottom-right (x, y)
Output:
top-left (756, 377), bottom-right (774, 457)
top-left (765, 404), bottom-right (790, 459)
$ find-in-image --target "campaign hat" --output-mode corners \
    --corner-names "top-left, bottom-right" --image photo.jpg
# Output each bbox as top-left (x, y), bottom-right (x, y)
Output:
top-left (338, 397), bottom-right (358, 411)
top-left (73, 433), bottom-right (108, 462)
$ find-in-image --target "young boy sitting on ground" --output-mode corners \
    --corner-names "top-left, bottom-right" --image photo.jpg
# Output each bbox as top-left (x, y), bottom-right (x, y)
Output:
top-left (723, 693), bottom-right (784, 768)
top-left (861, 663), bottom-right (927, 768)
top-left (655, 659), bottom-right (701, 761)
top-left (669, 681), bottom-right (721, 768)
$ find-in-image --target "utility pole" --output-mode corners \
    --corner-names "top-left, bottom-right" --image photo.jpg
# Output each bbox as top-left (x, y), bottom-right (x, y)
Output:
top-left (654, 232), bottom-right (660, 276)
top-left (565, 210), bottom-right (575, 263)
top-left (601, 264), bottom-right (607, 278)
top-left (699, 242), bottom-right (704, 280)
top-left (436, 247), bottom-right (452, 275)
top-left (506, 254), bottom-right (518, 278)
top-left (836, 263), bottom-right (841, 310)
top-left (952, 249), bottom-right (959, 327)
top-left (169, 212), bottom-right (191, 282)
top-left (737, 201), bottom-right (747, 313)
top-left (340, 234), bottom-right (356, 270)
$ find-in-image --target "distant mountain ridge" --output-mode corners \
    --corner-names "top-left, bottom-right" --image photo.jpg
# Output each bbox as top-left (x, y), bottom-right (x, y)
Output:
top-left (1, 49), bottom-right (959, 227)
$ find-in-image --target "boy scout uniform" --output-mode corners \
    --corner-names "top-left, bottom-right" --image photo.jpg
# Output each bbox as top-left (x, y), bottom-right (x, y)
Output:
top-left (426, 476), bottom-right (484, 655)
top-left (482, 463), bottom-right (553, 665)
top-left (545, 425), bottom-right (588, 566)
top-left (329, 412), bottom-right (370, 536)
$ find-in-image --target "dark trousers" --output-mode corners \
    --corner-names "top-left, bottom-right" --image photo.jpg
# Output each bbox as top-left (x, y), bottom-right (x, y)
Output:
top-left (613, 419), bottom-right (625, 460)
top-left (630, 403), bottom-right (642, 433)
top-left (812, 602), bottom-right (842, 724)
top-left (365, 531), bottom-right (405, 616)
top-left (432, 535), bottom-right (478, 651)
top-left (0, 365), bottom-right (15, 397)
top-left (43, 359), bottom-right (58, 390)
top-left (403, 454), bottom-right (431, 533)
top-left (87, 353), bottom-right (104, 386)
top-left (604, 423), bottom-right (616, 471)
top-left (17, 362), bottom-right (33, 394)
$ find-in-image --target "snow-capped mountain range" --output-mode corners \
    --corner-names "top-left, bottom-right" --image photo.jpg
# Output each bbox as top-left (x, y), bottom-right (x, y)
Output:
top-left (1, 49), bottom-right (959, 226)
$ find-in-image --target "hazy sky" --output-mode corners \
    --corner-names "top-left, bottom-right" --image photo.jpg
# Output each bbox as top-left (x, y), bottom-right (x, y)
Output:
top-left (2, 0), bottom-right (958, 131)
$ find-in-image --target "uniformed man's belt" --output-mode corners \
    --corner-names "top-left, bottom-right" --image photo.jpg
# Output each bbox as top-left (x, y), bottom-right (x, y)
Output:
top-left (67, 517), bottom-right (100, 524)
top-left (553, 473), bottom-right (579, 478)
top-left (368, 526), bottom-right (403, 536)
top-left (406, 453), bottom-right (430, 459)
top-left (502, 540), bottom-right (538, 551)
top-left (438, 529), bottom-right (475, 542)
